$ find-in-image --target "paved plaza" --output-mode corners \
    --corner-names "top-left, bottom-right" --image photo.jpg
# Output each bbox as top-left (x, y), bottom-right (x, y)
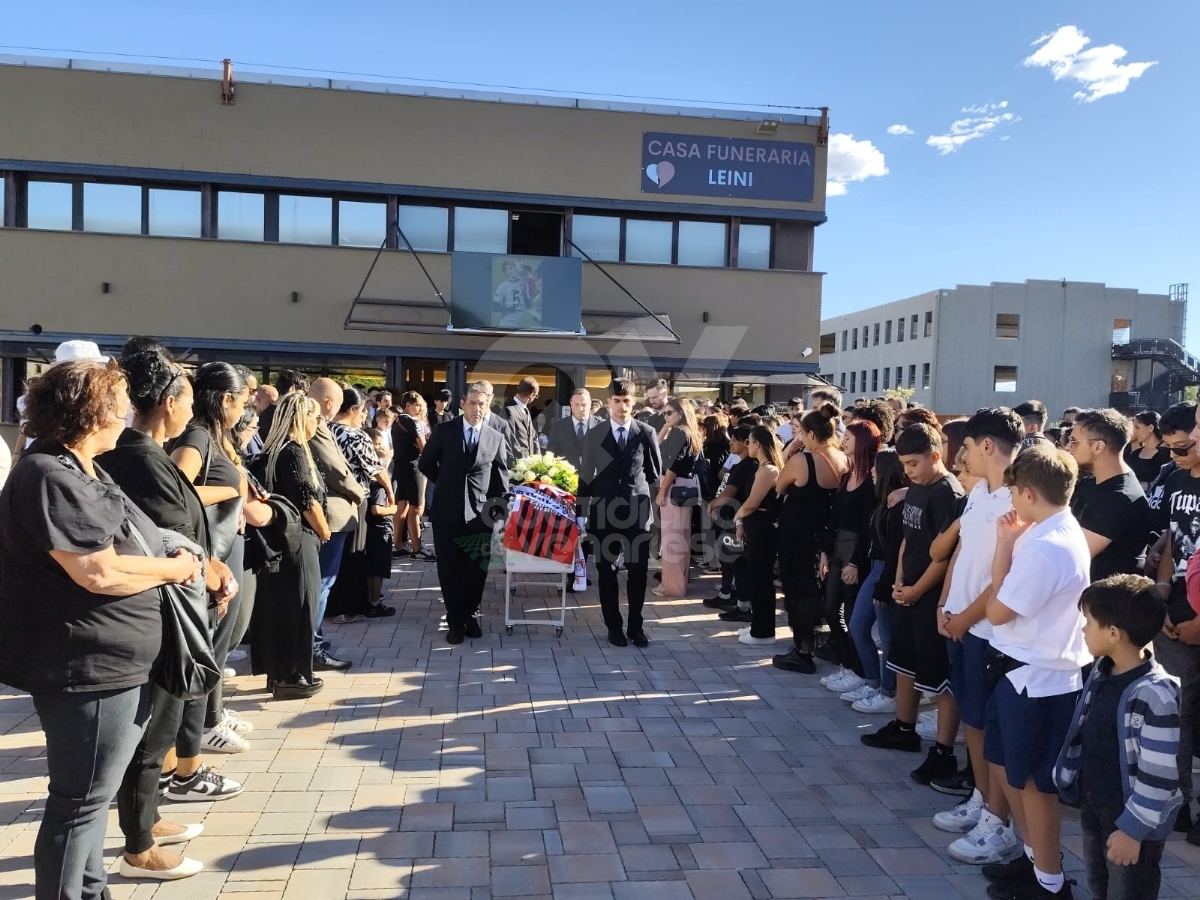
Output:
top-left (3, 559), bottom-right (1200, 900)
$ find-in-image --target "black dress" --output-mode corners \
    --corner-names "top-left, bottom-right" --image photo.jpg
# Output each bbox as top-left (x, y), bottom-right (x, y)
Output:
top-left (249, 442), bottom-right (326, 684)
top-left (776, 453), bottom-right (837, 650)
top-left (743, 483), bottom-right (780, 640)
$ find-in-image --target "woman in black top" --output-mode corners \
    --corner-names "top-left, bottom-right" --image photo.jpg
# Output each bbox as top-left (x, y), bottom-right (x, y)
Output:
top-left (771, 404), bottom-right (846, 675)
top-left (251, 393), bottom-right (330, 699)
top-left (391, 391), bottom-right (433, 559)
top-left (817, 420), bottom-right (882, 684)
top-left (1125, 411), bottom-right (1170, 490)
top-left (732, 426), bottom-right (784, 643)
top-left (654, 398), bottom-right (703, 598)
top-left (0, 361), bottom-right (202, 900)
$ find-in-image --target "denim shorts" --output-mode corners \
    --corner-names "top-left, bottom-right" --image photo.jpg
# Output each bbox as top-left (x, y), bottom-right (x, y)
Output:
top-left (947, 632), bottom-right (999, 731)
top-left (984, 674), bottom-right (1079, 793)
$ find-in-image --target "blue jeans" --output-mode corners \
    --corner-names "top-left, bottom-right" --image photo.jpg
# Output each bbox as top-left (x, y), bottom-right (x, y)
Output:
top-left (848, 560), bottom-right (895, 693)
top-left (315, 531), bottom-right (349, 638)
top-left (34, 685), bottom-right (149, 900)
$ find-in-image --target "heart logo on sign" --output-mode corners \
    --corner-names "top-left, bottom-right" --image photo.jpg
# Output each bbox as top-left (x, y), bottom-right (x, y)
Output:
top-left (645, 160), bottom-right (675, 188)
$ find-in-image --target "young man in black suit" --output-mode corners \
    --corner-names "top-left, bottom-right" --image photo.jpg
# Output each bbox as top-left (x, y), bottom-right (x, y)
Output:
top-left (577, 378), bottom-right (663, 647)
top-left (501, 375), bottom-right (540, 459)
top-left (547, 388), bottom-right (600, 471)
top-left (419, 382), bottom-right (510, 644)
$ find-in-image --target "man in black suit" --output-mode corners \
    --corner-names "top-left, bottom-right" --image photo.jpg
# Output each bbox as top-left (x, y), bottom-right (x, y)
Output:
top-left (469, 380), bottom-right (516, 469)
top-left (419, 382), bottom-right (510, 644)
top-left (546, 388), bottom-right (600, 471)
top-left (577, 378), bottom-right (663, 647)
top-left (500, 375), bottom-right (540, 460)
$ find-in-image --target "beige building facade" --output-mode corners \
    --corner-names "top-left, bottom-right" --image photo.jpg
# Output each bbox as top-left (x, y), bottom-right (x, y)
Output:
top-left (0, 56), bottom-right (829, 412)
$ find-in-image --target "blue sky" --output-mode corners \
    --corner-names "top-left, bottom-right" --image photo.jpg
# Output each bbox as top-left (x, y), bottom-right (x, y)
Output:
top-left (6, 1), bottom-right (1197, 343)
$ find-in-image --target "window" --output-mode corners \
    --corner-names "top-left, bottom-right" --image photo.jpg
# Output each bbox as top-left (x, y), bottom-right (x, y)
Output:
top-left (338, 200), bottom-right (386, 247)
top-left (924, 311), bottom-right (933, 337)
top-left (871, 369), bottom-right (878, 392)
top-left (883, 367), bottom-right (890, 390)
top-left (841, 330), bottom-right (848, 352)
top-left (839, 373), bottom-right (845, 389)
top-left (624, 218), bottom-right (673, 264)
top-left (860, 371), bottom-right (867, 394)
top-left (217, 191), bottom-right (264, 241)
top-left (571, 214), bottom-right (620, 262)
top-left (895, 366), bottom-right (903, 389)
top-left (908, 364), bottom-right (916, 388)
top-left (996, 313), bottom-right (1020, 340)
top-left (148, 188), bottom-right (200, 238)
top-left (897, 316), bottom-right (905, 342)
top-left (922, 363), bottom-right (931, 389)
top-left (911, 314), bottom-right (919, 340)
top-left (994, 366), bottom-right (1018, 393)
top-left (453, 206), bottom-right (508, 253)
top-left (83, 183), bottom-right (141, 234)
top-left (26, 181), bottom-right (73, 231)
top-left (885, 320), bottom-right (892, 344)
top-left (849, 372), bottom-right (856, 392)
top-left (737, 223), bottom-right (771, 269)
top-left (862, 326), bottom-right (870, 347)
top-left (398, 205), bottom-right (448, 252)
top-left (873, 323), bottom-right (880, 346)
top-left (677, 221), bottom-right (727, 267)
top-left (279, 195), bottom-right (332, 245)
top-left (820, 333), bottom-right (836, 355)
top-left (1113, 318), bottom-right (1132, 345)
top-left (852, 329), bottom-right (858, 350)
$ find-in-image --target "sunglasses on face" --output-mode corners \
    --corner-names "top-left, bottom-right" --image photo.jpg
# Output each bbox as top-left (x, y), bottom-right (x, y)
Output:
top-left (1168, 443), bottom-right (1196, 456)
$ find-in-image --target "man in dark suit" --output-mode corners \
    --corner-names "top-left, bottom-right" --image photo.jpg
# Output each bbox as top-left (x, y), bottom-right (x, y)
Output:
top-left (500, 375), bottom-right (540, 460)
top-left (419, 382), bottom-right (510, 644)
top-left (473, 381), bottom-right (516, 469)
top-left (577, 378), bottom-right (663, 647)
top-left (546, 388), bottom-right (600, 471)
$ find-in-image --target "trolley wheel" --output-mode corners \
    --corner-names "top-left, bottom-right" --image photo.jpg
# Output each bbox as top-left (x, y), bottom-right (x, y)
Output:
top-left (505, 625), bottom-right (514, 635)
top-left (555, 626), bottom-right (563, 636)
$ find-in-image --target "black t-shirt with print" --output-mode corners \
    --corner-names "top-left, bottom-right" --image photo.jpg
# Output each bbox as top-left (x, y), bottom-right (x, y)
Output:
top-left (1145, 460), bottom-right (1178, 517)
top-left (1159, 466), bottom-right (1200, 623)
top-left (1071, 470), bottom-right (1153, 581)
top-left (899, 473), bottom-right (964, 603)
top-left (714, 457), bottom-right (758, 526)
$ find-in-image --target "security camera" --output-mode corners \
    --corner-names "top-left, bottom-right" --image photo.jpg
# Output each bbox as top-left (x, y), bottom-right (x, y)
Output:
top-left (801, 347), bottom-right (813, 358)
top-left (30, 324), bottom-right (43, 335)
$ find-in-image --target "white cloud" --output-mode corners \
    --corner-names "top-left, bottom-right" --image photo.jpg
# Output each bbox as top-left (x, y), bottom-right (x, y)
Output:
top-left (886, 124), bottom-right (914, 136)
top-left (926, 102), bottom-right (1018, 154)
top-left (1023, 25), bottom-right (1156, 102)
top-left (826, 133), bottom-right (888, 197)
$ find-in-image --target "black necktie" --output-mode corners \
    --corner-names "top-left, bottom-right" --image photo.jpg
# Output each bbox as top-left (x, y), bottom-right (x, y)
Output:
top-left (577, 422), bottom-right (585, 440)
top-left (617, 426), bottom-right (627, 450)
top-left (466, 426), bottom-right (477, 451)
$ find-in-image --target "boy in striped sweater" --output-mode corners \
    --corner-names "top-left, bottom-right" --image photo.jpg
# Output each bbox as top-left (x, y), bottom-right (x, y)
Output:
top-left (1055, 574), bottom-right (1182, 900)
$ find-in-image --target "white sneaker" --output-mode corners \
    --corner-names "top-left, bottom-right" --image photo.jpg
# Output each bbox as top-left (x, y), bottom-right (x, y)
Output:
top-left (201, 722), bottom-right (249, 754)
top-left (819, 666), bottom-right (847, 687)
top-left (226, 648), bottom-right (248, 663)
top-left (839, 683), bottom-right (877, 703)
top-left (851, 689), bottom-right (898, 714)
top-left (738, 626), bottom-right (752, 636)
top-left (221, 708), bottom-right (253, 736)
top-left (933, 789), bottom-right (984, 833)
top-left (824, 669), bottom-right (866, 693)
top-left (738, 632), bottom-right (776, 646)
top-left (947, 815), bottom-right (1021, 865)
top-left (222, 667), bottom-right (236, 680)
top-left (918, 692), bottom-right (936, 707)
top-left (916, 710), bottom-right (939, 741)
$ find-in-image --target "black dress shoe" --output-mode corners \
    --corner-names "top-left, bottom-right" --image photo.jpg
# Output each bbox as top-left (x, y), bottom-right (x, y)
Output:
top-left (447, 625), bottom-right (465, 645)
top-left (464, 618), bottom-right (483, 639)
top-left (719, 607), bottom-right (752, 623)
top-left (607, 630), bottom-right (628, 647)
top-left (313, 649), bottom-right (352, 671)
top-left (627, 631), bottom-right (649, 648)
top-left (272, 676), bottom-right (324, 700)
top-left (772, 647), bottom-right (816, 674)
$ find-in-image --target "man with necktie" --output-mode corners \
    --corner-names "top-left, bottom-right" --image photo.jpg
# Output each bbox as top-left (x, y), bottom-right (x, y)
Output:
top-left (500, 376), bottom-right (540, 460)
top-left (419, 382), bottom-right (510, 644)
top-left (577, 378), bottom-right (663, 647)
top-left (547, 388), bottom-right (600, 471)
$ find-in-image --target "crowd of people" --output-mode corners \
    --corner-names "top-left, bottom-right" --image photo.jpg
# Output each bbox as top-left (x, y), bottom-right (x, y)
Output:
top-left (2, 344), bottom-right (1199, 900)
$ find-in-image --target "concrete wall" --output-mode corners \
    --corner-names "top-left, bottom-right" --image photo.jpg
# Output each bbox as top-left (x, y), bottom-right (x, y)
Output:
top-left (819, 291), bottom-right (939, 400)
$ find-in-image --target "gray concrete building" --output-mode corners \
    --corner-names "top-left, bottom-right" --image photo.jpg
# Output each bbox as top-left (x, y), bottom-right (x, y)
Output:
top-left (819, 280), bottom-right (1197, 417)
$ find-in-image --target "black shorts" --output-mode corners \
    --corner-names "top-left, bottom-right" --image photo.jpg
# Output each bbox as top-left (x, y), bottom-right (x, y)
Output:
top-left (394, 462), bottom-right (425, 505)
top-left (365, 528), bottom-right (394, 578)
top-left (886, 591), bottom-right (950, 694)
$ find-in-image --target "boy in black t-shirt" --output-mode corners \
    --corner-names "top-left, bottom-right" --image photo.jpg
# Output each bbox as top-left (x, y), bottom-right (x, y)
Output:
top-left (863, 424), bottom-right (964, 766)
top-left (708, 426), bottom-right (755, 616)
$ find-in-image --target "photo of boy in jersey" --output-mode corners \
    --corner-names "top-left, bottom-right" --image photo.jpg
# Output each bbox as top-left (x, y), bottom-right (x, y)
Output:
top-left (491, 257), bottom-right (543, 329)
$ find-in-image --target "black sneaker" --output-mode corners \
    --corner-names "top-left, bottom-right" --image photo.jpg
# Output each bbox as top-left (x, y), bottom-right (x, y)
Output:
top-left (464, 618), bottom-right (483, 639)
top-left (986, 878), bottom-right (1073, 900)
top-left (392, 545), bottom-right (411, 558)
top-left (703, 592), bottom-right (735, 609)
top-left (364, 603), bottom-right (396, 619)
top-left (911, 746), bottom-right (958, 785)
top-left (772, 647), bottom-right (816, 674)
top-left (313, 649), bottom-right (352, 671)
top-left (158, 769), bottom-right (174, 798)
top-left (718, 607), bottom-right (752, 623)
top-left (930, 765), bottom-right (975, 797)
top-left (861, 719), bottom-right (922, 752)
top-left (411, 549), bottom-right (437, 562)
top-left (167, 765), bottom-right (244, 802)
top-left (983, 853), bottom-right (1035, 886)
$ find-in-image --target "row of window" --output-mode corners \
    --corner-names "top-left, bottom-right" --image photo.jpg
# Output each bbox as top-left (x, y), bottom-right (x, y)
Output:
top-left (5, 175), bottom-right (779, 270)
top-left (842, 311), bottom-right (934, 351)
top-left (840, 363), bottom-right (931, 394)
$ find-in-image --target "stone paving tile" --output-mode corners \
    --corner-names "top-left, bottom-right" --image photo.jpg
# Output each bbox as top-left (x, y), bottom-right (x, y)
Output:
top-left (5, 559), bottom-right (1200, 899)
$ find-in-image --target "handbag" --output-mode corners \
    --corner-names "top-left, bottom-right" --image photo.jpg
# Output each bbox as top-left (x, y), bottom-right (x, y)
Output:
top-left (669, 475), bottom-right (701, 507)
top-left (128, 525), bottom-right (220, 701)
top-left (719, 531), bottom-right (746, 558)
top-left (199, 432), bottom-right (243, 563)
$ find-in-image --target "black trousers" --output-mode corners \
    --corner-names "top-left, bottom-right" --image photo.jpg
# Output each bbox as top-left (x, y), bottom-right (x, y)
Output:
top-left (744, 514), bottom-right (778, 639)
top-left (1080, 792), bottom-right (1164, 900)
top-left (117, 683), bottom-right (181, 854)
top-left (593, 524), bottom-right (650, 635)
top-left (432, 520), bottom-right (491, 627)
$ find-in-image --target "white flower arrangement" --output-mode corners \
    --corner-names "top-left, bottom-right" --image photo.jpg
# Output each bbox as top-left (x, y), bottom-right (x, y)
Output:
top-left (510, 451), bottom-right (578, 494)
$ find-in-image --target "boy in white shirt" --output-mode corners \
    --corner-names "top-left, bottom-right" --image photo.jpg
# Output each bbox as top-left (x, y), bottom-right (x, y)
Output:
top-left (982, 445), bottom-right (1093, 899)
top-left (934, 408), bottom-right (1024, 865)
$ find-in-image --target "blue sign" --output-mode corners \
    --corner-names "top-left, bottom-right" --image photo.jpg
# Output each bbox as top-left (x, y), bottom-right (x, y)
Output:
top-left (641, 131), bottom-right (816, 203)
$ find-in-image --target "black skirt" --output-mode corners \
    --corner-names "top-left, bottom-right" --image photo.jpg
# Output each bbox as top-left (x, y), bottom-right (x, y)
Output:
top-left (249, 530), bottom-right (319, 682)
